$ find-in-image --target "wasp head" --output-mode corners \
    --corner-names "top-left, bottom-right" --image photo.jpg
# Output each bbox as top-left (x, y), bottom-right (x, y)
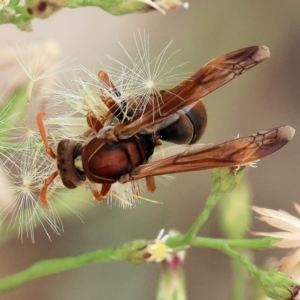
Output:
top-left (57, 139), bottom-right (86, 189)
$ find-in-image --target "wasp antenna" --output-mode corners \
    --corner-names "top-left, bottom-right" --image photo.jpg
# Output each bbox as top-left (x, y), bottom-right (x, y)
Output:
top-left (36, 112), bottom-right (57, 159)
top-left (40, 171), bottom-right (58, 209)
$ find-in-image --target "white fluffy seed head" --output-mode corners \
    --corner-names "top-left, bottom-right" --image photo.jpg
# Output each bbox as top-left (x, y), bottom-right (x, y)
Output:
top-left (0, 35), bottom-right (188, 241)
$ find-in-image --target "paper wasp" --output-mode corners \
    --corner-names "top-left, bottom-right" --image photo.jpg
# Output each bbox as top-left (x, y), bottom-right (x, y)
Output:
top-left (37, 46), bottom-right (294, 208)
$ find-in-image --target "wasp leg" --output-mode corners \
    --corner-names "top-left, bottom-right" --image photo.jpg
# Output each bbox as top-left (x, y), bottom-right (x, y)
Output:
top-left (86, 112), bottom-right (104, 134)
top-left (40, 171), bottom-right (58, 209)
top-left (92, 184), bottom-right (112, 201)
top-left (99, 70), bottom-right (136, 121)
top-left (146, 176), bottom-right (156, 192)
top-left (36, 112), bottom-right (57, 159)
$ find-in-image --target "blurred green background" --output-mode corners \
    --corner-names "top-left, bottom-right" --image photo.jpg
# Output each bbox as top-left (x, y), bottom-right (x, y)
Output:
top-left (0, 0), bottom-right (300, 299)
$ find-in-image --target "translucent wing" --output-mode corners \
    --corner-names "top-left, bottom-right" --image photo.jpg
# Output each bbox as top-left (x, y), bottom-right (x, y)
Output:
top-left (109, 46), bottom-right (270, 140)
top-left (119, 126), bottom-right (294, 181)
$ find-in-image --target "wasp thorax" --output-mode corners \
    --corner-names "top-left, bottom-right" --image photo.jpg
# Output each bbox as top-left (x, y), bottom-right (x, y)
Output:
top-left (57, 139), bottom-right (86, 189)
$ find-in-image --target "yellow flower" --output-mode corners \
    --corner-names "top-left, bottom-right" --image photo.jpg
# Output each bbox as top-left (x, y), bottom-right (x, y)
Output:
top-left (126, 229), bottom-right (172, 264)
top-left (145, 229), bottom-right (172, 263)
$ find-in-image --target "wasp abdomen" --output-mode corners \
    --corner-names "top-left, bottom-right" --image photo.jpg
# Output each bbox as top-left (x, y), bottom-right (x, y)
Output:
top-left (158, 101), bottom-right (207, 144)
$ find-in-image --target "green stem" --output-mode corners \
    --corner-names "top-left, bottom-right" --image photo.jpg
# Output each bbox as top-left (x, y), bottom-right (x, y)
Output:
top-left (0, 235), bottom-right (278, 295)
top-left (0, 239), bottom-right (146, 295)
top-left (167, 236), bottom-right (278, 250)
top-left (183, 167), bottom-right (247, 243)
top-left (67, 0), bottom-right (146, 15)
top-left (218, 244), bottom-right (259, 275)
top-left (192, 237), bottom-right (278, 250)
top-left (184, 193), bottom-right (220, 242)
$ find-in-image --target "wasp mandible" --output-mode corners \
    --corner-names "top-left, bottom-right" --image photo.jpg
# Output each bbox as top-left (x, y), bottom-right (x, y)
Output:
top-left (37, 46), bottom-right (295, 208)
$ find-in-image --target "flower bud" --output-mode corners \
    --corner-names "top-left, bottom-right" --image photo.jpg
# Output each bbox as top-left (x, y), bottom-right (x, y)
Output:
top-left (257, 270), bottom-right (300, 300)
top-left (211, 166), bottom-right (246, 196)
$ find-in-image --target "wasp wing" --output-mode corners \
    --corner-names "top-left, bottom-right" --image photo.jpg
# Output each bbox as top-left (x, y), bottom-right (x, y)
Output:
top-left (110, 46), bottom-right (270, 140)
top-left (120, 126), bottom-right (294, 181)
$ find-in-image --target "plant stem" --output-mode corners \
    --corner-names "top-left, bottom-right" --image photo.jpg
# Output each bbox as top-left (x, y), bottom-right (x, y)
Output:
top-left (166, 235), bottom-right (278, 249)
top-left (0, 239), bottom-right (146, 295)
top-left (0, 235), bottom-right (277, 295)
top-left (67, 0), bottom-right (146, 15)
top-left (183, 167), bottom-right (246, 243)
top-left (184, 193), bottom-right (220, 242)
top-left (191, 237), bottom-right (278, 250)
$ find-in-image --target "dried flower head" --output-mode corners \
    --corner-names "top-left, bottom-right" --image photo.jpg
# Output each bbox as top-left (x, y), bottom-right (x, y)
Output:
top-left (0, 36), bottom-right (187, 240)
top-left (0, 41), bottom-right (62, 102)
top-left (253, 205), bottom-right (300, 299)
top-left (0, 149), bottom-right (62, 242)
top-left (252, 204), bottom-right (300, 248)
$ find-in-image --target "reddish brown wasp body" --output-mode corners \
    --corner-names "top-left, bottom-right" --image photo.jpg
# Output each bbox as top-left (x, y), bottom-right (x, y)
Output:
top-left (37, 46), bottom-right (295, 208)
